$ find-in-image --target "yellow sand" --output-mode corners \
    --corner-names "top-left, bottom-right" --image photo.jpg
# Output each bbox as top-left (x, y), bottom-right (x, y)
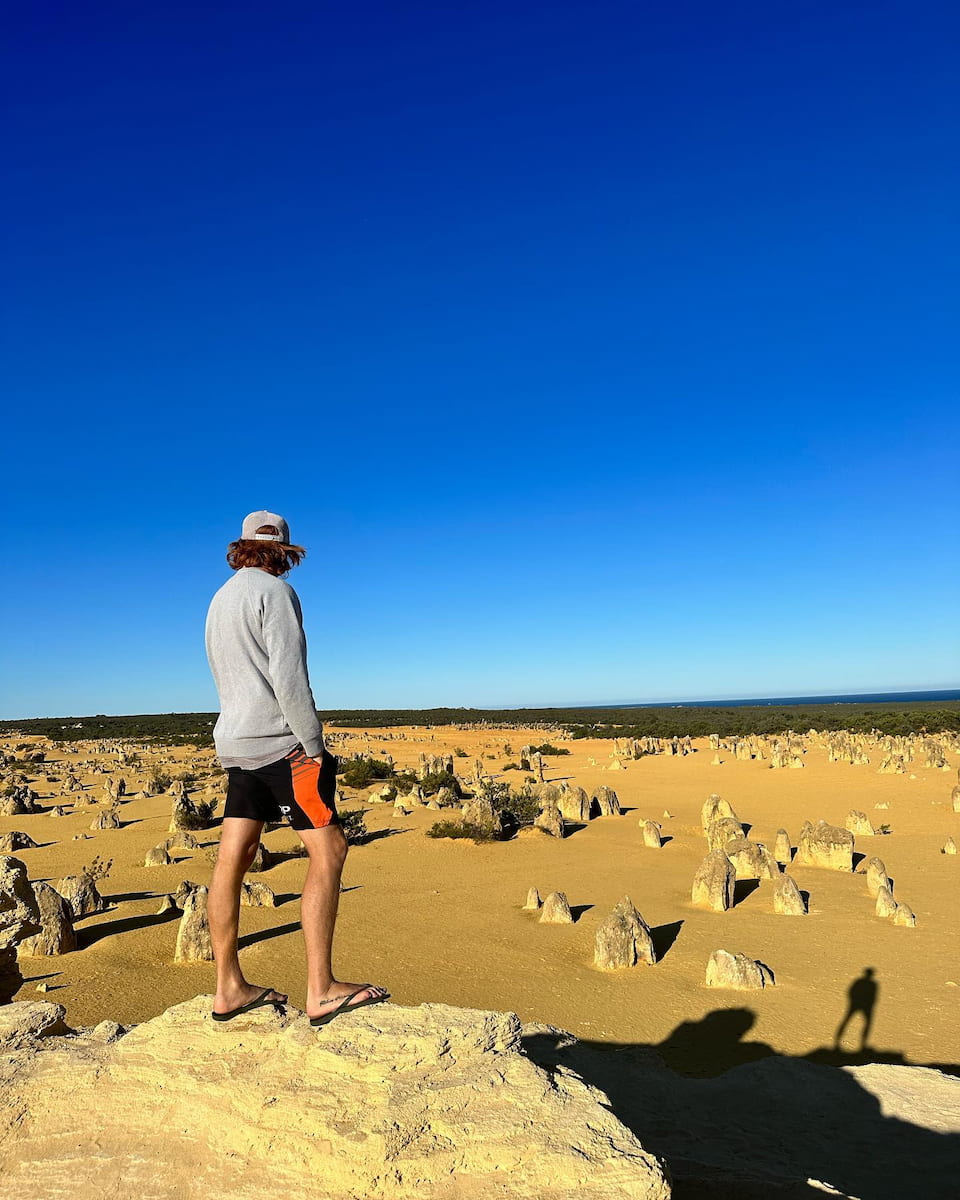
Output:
top-left (4, 727), bottom-right (958, 1069)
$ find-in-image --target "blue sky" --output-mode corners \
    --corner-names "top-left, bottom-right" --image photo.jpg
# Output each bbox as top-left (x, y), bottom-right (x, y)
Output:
top-left (2, 1), bottom-right (958, 718)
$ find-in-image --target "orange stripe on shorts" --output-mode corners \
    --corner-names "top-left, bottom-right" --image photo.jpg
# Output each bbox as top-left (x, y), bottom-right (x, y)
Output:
top-left (287, 749), bottom-right (336, 827)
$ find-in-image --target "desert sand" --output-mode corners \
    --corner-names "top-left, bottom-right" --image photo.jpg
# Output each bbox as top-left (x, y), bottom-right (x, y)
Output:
top-left (2, 723), bottom-right (958, 1072)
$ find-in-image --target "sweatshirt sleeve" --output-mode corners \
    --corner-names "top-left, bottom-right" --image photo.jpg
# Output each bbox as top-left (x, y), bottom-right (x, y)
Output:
top-left (260, 583), bottom-right (326, 758)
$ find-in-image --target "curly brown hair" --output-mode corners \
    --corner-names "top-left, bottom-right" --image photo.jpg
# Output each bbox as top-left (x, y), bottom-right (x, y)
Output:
top-left (226, 524), bottom-right (305, 575)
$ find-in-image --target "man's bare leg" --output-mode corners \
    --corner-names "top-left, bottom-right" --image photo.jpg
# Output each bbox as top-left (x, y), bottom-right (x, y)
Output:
top-left (297, 822), bottom-right (388, 1018)
top-left (209, 816), bottom-right (287, 1013)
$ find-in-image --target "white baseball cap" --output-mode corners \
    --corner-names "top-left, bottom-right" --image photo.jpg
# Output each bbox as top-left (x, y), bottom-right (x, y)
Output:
top-left (240, 510), bottom-right (290, 542)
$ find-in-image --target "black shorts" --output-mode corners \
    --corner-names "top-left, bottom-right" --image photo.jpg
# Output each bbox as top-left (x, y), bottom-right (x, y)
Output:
top-left (224, 746), bottom-right (341, 830)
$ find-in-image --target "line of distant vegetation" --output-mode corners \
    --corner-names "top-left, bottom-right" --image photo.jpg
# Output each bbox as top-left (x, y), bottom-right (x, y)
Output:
top-left (1, 699), bottom-right (958, 744)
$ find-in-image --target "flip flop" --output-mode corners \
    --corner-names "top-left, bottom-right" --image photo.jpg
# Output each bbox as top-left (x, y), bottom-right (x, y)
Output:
top-left (309, 984), bottom-right (390, 1028)
top-left (211, 986), bottom-right (285, 1022)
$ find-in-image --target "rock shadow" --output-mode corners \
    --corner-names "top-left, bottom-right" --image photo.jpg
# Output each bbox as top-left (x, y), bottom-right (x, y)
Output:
top-left (361, 828), bottom-right (409, 843)
top-left (237, 920), bottom-right (302, 949)
top-left (522, 1002), bottom-right (960, 1199)
top-left (77, 908), bottom-right (180, 948)
top-left (568, 903), bottom-right (594, 922)
top-left (732, 879), bottom-right (760, 905)
top-left (650, 920), bottom-right (683, 961)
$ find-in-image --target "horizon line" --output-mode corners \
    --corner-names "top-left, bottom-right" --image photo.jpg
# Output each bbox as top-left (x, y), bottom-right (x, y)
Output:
top-left (2, 686), bottom-right (959, 724)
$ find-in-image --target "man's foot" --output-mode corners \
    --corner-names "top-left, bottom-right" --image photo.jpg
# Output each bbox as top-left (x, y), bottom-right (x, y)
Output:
top-left (214, 981), bottom-right (287, 1016)
top-left (307, 981), bottom-right (389, 1021)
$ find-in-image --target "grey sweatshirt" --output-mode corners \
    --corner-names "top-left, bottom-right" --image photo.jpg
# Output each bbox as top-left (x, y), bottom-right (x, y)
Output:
top-left (204, 567), bottom-right (325, 768)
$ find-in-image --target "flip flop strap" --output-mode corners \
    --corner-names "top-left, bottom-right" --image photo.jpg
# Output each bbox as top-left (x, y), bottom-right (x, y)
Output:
top-left (317, 985), bottom-right (374, 1013)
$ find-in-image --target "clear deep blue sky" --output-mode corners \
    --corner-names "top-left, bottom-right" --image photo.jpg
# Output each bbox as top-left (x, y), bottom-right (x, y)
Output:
top-left (2, 1), bottom-right (958, 718)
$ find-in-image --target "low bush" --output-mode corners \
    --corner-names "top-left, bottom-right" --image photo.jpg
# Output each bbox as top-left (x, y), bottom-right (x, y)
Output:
top-left (425, 820), bottom-right (499, 843)
top-left (339, 809), bottom-right (369, 845)
top-left (529, 742), bottom-right (570, 756)
top-left (391, 770), bottom-right (419, 793)
top-left (339, 757), bottom-right (394, 789)
top-left (497, 784), bottom-right (541, 832)
top-left (176, 798), bottom-right (217, 830)
top-left (419, 769), bottom-right (460, 797)
top-left (146, 769), bottom-right (172, 793)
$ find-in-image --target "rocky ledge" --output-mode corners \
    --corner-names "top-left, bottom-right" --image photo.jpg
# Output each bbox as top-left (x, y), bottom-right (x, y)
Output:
top-left (0, 996), bottom-right (670, 1200)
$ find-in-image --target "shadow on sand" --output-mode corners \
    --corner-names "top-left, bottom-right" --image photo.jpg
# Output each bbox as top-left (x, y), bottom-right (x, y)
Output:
top-left (522, 982), bottom-right (959, 1199)
top-left (76, 908), bottom-right (180, 948)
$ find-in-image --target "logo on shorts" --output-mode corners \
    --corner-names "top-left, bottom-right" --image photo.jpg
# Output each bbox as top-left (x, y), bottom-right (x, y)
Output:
top-left (279, 805), bottom-right (291, 815)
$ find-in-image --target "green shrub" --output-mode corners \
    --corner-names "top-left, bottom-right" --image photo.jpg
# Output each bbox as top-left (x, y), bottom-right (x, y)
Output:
top-left (146, 769), bottom-right (172, 793)
top-left (391, 770), bottom-right (419, 793)
top-left (501, 762), bottom-right (521, 771)
top-left (453, 747), bottom-right (468, 758)
top-left (339, 757), bottom-right (394, 789)
top-left (529, 742), bottom-right (570, 756)
top-left (497, 784), bottom-right (541, 831)
top-left (339, 809), bottom-right (369, 845)
top-left (419, 769), bottom-right (460, 797)
top-left (425, 820), bottom-right (498, 843)
top-left (176, 799), bottom-right (217, 830)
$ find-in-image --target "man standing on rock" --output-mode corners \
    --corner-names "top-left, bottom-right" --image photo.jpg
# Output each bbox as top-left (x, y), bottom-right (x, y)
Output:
top-left (204, 510), bottom-right (389, 1025)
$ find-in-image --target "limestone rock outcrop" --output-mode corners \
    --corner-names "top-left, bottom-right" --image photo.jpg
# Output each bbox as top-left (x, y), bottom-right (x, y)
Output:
top-left (700, 794), bottom-right (739, 833)
top-left (590, 785), bottom-right (621, 817)
top-left (845, 810), bottom-right (874, 837)
top-left (0, 999), bottom-right (71, 1049)
top-left (594, 895), bottom-right (656, 969)
top-left (691, 849), bottom-right (736, 912)
top-left (0, 997), bottom-right (670, 1199)
top-left (174, 886), bottom-right (213, 962)
top-left (557, 785), bottom-right (591, 823)
top-left (772, 874), bottom-right (807, 915)
top-left (162, 832), bottom-right (200, 853)
top-left (796, 820), bottom-right (853, 871)
top-left (0, 856), bottom-right (42, 1002)
top-left (144, 844), bottom-right (172, 867)
top-left (54, 871), bottom-right (105, 920)
top-left (893, 902), bottom-right (917, 927)
top-left (90, 806), bottom-right (121, 831)
top-left (865, 856), bottom-right (891, 897)
top-left (16, 882), bottom-right (76, 956)
top-left (705, 816), bottom-right (743, 852)
top-left (240, 881), bottom-right (276, 907)
top-left (0, 832), bottom-right (38, 854)
top-left (540, 891), bottom-right (574, 924)
top-left (534, 804), bottom-right (565, 838)
top-left (705, 949), bottom-right (775, 990)
top-left (875, 884), bottom-right (897, 918)
top-left (170, 792), bottom-right (215, 832)
top-left (723, 838), bottom-right (779, 881)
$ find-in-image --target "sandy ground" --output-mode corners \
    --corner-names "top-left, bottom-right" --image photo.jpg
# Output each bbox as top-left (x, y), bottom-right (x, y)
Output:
top-left (3, 726), bottom-right (958, 1073)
